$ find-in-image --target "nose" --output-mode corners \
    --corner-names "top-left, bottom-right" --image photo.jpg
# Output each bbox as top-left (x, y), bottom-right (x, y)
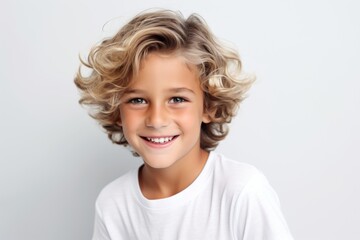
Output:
top-left (145, 103), bottom-right (169, 129)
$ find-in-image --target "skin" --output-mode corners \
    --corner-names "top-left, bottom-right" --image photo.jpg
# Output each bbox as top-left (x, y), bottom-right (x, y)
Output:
top-left (119, 52), bottom-right (211, 199)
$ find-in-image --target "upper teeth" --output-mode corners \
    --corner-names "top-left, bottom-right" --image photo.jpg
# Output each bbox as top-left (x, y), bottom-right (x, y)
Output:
top-left (147, 137), bottom-right (174, 143)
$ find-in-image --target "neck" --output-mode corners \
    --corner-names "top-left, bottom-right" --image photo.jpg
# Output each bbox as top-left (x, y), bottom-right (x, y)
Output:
top-left (139, 149), bottom-right (209, 199)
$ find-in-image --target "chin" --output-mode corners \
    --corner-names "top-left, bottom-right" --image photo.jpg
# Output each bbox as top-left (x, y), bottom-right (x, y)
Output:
top-left (144, 161), bottom-right (175, 169)
top-left (141, 155), bottom-right (177, 169)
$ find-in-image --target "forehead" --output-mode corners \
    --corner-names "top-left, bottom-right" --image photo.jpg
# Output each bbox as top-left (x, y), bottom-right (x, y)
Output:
top-left (128, 52), bottom-right (201, 90)
top-left (139, 51), bottom-right (198, 74)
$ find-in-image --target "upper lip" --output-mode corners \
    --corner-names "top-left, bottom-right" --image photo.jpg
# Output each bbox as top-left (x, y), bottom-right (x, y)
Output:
top-left (141, 135), bottom-right (178, 138)
top-left (140, 135), bottom-right (179, 143)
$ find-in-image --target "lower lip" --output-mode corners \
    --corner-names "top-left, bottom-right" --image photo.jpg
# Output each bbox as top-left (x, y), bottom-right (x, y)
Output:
top-left (142, 136), bottom-right (178, 149)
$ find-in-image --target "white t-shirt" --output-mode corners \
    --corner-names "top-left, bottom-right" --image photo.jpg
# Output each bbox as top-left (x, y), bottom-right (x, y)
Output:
top-left (92, 151), bottom-right (294, 240)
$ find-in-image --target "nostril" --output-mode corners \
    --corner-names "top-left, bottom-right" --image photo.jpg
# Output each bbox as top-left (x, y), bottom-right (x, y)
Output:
top-left (145, 107), bottom-right (169, 128)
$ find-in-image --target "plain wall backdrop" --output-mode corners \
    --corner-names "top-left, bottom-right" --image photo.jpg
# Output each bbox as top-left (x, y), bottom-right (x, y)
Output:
top-left (1, 0), bottom-right (359, 239)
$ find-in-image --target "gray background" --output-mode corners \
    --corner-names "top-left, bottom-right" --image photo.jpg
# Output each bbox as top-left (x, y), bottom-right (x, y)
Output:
top-left (1, 0), bottom-right (359, 239)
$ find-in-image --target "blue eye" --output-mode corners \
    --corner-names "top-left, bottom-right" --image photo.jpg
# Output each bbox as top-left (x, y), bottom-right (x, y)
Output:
top-left (170, 97), bottom-right (186, 103)
top-left (128, 98), bottom-right (146, 104)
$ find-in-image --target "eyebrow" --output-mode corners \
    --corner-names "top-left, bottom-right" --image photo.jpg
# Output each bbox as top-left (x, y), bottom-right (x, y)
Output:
top-left (168, 87), bottom-right (195, 94)
top-left (124, 87), bottom-right (195, 94)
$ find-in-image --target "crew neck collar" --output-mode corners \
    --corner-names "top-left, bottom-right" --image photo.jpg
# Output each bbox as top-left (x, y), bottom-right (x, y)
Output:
top-left (132, 151), bottom-right (215, 210)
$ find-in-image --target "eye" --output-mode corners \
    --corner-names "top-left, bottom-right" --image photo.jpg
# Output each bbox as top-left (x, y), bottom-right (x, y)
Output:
top-left (128, 98), bottom-right (147, 104)
top-left (169, 97), bottom-right (187, 103)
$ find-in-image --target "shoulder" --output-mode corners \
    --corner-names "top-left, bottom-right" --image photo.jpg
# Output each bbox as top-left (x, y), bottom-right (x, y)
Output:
top-left (95, 169), bottom-right (137, 209)
top-left (210, 152), bottom-right (280, 204)
top-left (211, 153), bottom-right (293, 239)
top-left (211, 152), bottom-right (265, 192)
top-left (91, 169), bottom-right (139, 239)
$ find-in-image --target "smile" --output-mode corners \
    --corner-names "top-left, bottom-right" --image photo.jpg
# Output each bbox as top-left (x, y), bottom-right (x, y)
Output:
top-left (141, 135), bottom-right (178, 144)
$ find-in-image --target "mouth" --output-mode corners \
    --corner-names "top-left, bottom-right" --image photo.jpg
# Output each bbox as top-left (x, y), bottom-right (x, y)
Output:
top-left (141, 135), bottom-right (179, 144)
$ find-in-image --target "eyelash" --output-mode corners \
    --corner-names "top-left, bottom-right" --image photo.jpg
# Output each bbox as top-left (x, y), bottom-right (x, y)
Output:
top-left (127, 97), bottom-right (188, 104)
top-left (128, 98), bottom-right (146, 104)
top-left (169, 97), bottom-right (187, 103)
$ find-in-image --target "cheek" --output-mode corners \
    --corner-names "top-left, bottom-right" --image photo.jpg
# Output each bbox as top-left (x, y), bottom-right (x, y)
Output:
top-left (174, 108), bottom-right (204, 128)
top-left (119, 108), bottom-right (139, 129)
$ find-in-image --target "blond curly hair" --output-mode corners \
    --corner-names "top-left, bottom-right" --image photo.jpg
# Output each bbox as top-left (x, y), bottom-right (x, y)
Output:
top-left (74, 9), bottom-right (253, 152)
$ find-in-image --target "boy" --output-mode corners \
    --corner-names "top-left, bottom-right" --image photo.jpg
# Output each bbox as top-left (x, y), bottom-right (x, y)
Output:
top-left (75, 10), bottom-right (294, 240)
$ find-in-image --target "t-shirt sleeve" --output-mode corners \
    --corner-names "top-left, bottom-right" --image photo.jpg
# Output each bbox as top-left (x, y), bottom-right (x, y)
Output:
top-left (92, 199), bottom-right (111, 240)
top-left (235, 172), bottom-right (294, 240)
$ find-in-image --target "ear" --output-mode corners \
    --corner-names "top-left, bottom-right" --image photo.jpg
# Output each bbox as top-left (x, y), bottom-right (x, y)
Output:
top-left (202, 112), bottom-right (211, 124)
top-left (116, 119), bottom-right (122, 126)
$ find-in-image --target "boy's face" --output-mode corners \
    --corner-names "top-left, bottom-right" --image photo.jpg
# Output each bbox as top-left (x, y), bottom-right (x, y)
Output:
top-left (119, 52), bottom-right (210, 169)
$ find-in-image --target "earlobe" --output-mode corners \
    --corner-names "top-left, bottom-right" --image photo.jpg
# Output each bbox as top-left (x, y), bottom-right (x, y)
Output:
top-left (202, 113), bottom-right (211, 124)
top-left (117, 119), bottom-right (122, 126)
